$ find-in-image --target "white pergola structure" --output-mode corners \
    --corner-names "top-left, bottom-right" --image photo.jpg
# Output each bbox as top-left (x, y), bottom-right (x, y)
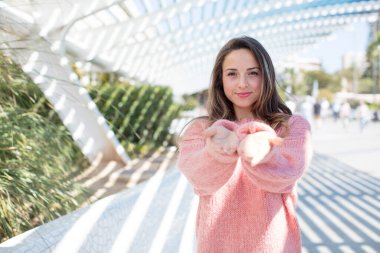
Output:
top-left (1, 0), bottom-right (379, 163)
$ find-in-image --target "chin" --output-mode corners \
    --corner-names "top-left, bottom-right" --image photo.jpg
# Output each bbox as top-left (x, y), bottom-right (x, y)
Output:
top-left (235, 104), bottom-right (253, 111)
top-left (234, 101), bottom-right (254, 108)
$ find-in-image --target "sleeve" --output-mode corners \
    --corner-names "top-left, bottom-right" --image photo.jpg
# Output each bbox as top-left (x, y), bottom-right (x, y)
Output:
top-left (239, 115), bottom-right (312, 193)
top-left (176, 118), bottom-right (239, 196)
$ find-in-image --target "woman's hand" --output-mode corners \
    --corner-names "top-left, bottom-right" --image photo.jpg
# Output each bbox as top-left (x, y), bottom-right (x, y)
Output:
top-left (238, 131), bottom-right (283, 166)
top-left (203, 126), bottom-right (239, 155)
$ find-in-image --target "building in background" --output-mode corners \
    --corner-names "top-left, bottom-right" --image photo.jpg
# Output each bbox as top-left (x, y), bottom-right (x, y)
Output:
top-left (342, 52), bottom-right (367, 72)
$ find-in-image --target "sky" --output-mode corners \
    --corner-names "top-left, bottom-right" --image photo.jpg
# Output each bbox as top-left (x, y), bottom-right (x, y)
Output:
top-left (299, 22), bottom-right (370, 73)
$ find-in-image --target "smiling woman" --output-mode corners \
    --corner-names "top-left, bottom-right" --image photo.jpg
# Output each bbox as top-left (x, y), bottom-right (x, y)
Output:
top-left (176, 36), bottom-right (312, 253)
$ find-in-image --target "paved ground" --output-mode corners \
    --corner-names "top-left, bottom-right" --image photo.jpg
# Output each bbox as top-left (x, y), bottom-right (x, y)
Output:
top-left (311, 117), bottom-right (380, 178)
top-left (75, 117), bottom-right (380, 253)
top-left (2, 117), bottom-right (379, 252)
top-left (298, 153), bottom-right (380, 253)
top-left (76, 147), bottom-right (178, 204)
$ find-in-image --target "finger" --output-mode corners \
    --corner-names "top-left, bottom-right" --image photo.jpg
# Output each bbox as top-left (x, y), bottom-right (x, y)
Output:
top-left (228, 132), bottom-right (240, 144)
top-left (227, 147), bottom-right (237, 155)
top-left (225, 150), bottom-right (233, 155)
top-left (229, 144), bottom-right (239, 152)
top-left (269, 136), bottom-right (283, 146)
top-left (251, 159), bottom-right (256, 167)
top-left (206, 138), bottom-right (220, 153)
top-left (237, 124), bottom-right (255, 135)
top-left (237, 146), bottom-right (244, 156)
top-left (223, 147), bottom-right (231, 154)
top-left (218, 146), bottom-right (226, 154)
top-left (202, 126), bottom-right (217, 138)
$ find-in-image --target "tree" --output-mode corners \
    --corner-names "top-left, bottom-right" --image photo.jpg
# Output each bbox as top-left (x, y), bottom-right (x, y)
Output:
top-left (364, 33), bottom-right (380, 95)
top-left (364, 34), bottom-right (380, 77)
top-left (302, 70), bottom-right (340, 95)
top-left (278, 68), bottom-right (308, 96)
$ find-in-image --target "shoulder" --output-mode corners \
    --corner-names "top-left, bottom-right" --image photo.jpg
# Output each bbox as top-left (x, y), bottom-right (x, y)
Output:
top-left (180, 116), bottom-right (211, 140)
top-left (288, 114), bottom-right (311, 129)
top-left (284, 115), bottom-right (312, 139)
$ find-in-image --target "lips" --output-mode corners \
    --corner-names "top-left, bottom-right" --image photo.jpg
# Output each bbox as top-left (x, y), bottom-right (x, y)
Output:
top-left (236, 92), bottom-right (253, 98)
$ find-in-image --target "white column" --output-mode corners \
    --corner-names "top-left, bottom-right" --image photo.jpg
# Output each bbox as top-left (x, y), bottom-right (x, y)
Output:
top-left (0, 5), bottom-right (129, 164)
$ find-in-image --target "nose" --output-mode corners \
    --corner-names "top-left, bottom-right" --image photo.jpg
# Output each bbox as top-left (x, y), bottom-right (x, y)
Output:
top-left (238, 74), bottom-right (248, 88)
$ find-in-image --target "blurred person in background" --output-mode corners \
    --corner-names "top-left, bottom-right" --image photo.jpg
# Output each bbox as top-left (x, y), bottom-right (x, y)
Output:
top-left (340, 101), bottom-right (351, 129)
top-left (300, 96), bottom-right (314, 125)
top-left (373, 109), bottom-right (379, 122)
top-left (313, 99), bottom-right (322, 129)
top-left (320, 98), bottom-right (330, 120)
top-left (357, 101), bottom-right (370, 133)
top-left (332, 100), bottom-right (341, 122)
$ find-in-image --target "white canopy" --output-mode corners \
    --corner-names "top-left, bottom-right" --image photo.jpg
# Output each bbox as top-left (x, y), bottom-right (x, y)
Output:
top-left (1, 0), bottom-right (379, 94)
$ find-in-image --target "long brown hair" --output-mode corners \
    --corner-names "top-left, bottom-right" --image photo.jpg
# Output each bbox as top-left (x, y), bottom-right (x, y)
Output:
top-left (208, 36), bottom-right (291, 130)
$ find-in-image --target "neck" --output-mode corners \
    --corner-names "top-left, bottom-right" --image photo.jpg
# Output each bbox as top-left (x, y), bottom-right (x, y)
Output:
top-left (235, 109), bottom-right (254, 121)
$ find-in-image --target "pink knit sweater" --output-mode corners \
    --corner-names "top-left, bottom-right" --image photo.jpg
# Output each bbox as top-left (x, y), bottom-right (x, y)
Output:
top-left (177, 115), bottom-right (312, 253)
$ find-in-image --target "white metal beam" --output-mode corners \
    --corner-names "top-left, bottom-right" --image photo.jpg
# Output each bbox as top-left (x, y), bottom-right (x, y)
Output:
top-left (0, 4), bottom-right (130, 164)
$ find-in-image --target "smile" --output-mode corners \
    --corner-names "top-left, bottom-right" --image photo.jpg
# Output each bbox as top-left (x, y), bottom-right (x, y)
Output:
top-left (236, 92), bottom-right (253, 98)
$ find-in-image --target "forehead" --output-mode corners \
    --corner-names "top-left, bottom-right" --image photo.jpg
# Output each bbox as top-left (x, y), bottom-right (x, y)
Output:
top-left (223, 48), bottom-right (258, 69)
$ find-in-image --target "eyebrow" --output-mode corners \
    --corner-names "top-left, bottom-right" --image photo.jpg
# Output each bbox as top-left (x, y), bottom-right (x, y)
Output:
top-left (225, 67), bottom-right (260, 71)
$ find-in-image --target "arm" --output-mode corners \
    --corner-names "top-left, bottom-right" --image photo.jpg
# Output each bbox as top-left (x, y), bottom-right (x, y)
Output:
top-left (176, 118), bottom-right (239, 196)
top-left (238, 115), bottom-right (312, 193)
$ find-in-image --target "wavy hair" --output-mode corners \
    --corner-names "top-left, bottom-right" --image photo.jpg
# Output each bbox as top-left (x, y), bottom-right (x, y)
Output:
top-left (207, 36), bottom-right (291, 130)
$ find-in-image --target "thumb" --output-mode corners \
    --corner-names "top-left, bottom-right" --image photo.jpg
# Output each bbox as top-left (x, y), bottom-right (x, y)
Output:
top-left (269, 136), bottom-right (283, 146)
top-left (202, 126), bottom-right (217, 138)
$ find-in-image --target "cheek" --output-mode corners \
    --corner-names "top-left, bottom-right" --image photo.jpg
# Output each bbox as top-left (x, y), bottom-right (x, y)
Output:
top-left (222, 78), bottom-right (233, 96)
top-left (223, 85), bottom-right (232, 101)
top-left (250, 77), bottom-right (262, 91)
top-left (254, 82), bottom-right (261, 92)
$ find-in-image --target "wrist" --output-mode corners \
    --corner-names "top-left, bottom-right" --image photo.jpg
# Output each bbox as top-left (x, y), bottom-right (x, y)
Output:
top-left (205, 142), bottom-right (238, 163)
top-left (212, 119), bottom-right (239, 132)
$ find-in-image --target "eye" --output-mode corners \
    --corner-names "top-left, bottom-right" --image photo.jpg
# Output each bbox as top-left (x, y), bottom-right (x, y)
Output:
top-left (248, 71), bottom-right (259, 76)
top-left (227, 72), bottom-right (237, 77)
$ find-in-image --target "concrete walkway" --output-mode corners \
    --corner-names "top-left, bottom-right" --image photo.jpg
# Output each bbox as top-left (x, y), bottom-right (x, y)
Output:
top-left (311, 117), bottom-right (380, 178)
top-left (302, 117), bottom-right (380, 252)
top-left (298, 153), bottom-right (380, 252)
top-left (1, 118), bottom-right (379, 252)
top-left (75, 147), bottom-right (178, 204)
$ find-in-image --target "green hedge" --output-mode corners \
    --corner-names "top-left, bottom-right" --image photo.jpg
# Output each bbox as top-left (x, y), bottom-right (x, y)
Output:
top-left (88, 83), bottom-right (182, 157)
top-left (0, 51), bottom-right (183, 241)
top-left (0, 53), bottom-right (89, 242)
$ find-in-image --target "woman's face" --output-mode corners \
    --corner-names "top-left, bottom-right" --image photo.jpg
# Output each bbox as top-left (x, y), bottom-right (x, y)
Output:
top-left (222, 48), bottom-right (262, 118)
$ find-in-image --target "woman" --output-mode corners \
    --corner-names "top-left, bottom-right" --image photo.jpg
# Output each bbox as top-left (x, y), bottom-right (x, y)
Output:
top-left (177, 36), bottom-right (312, 253)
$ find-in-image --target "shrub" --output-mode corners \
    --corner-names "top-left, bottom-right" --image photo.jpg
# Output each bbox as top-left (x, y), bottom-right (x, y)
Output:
top-left (0, 53), bottom-right (89, 241)
top-left (88, 83), bottom-right (182, 158)
top-left (0, 110), bottom-right (88, 241)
